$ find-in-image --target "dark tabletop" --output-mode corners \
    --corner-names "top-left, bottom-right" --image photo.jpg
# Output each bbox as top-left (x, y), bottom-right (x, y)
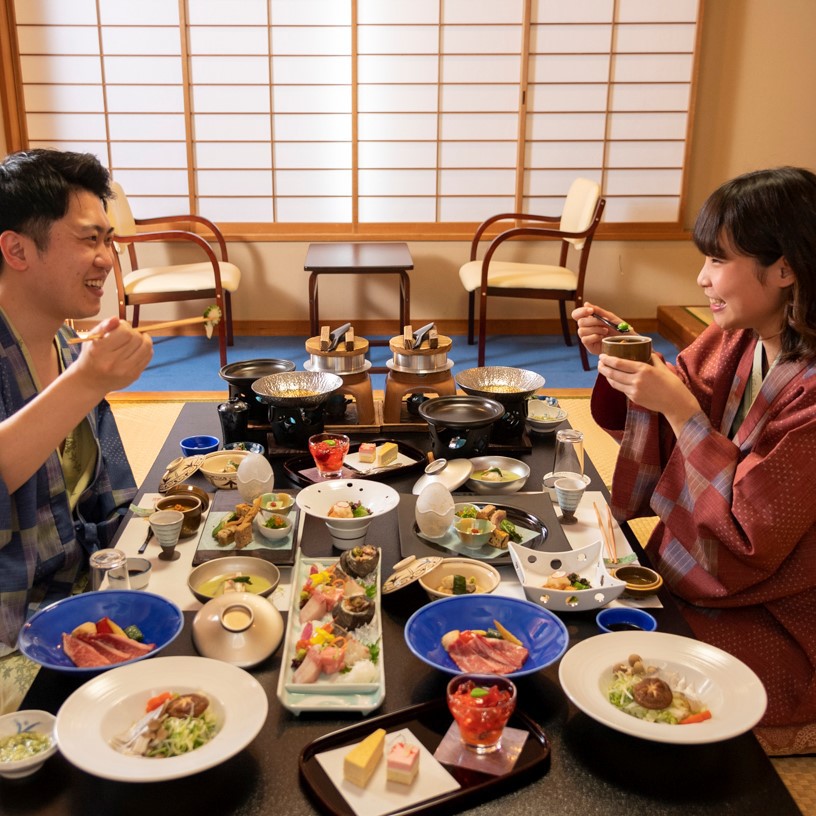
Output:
top-left (304, 242), bottom-right (414, 272)
top-left (11, 404), bottom-right (801, 816)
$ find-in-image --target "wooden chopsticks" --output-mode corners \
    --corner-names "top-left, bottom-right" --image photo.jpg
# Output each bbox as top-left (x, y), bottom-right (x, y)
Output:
top-left (594, 501), bottom-right (618, 563)
top-left (67, 315), bottom-right (214, 344)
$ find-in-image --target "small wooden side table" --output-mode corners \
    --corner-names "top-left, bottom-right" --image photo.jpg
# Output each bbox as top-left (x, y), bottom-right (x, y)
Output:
top-left (304, 242), bottom-right (413, 343)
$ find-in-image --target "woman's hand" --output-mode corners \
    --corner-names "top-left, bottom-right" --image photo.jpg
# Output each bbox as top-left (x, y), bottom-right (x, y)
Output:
top-left (598, 353), bottom-right (700, 436)
top-left (571, 302), bottom-right (632, 356)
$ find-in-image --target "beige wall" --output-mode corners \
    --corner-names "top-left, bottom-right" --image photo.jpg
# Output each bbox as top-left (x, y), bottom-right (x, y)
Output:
top-left (2, 0), bottom-right (815, 330)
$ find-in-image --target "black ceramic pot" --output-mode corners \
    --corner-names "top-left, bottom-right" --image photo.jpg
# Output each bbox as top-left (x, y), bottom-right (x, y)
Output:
top-left (219, 359), bottom-right (296, 424)
top-left (418, 395), bottom-right (504, 459)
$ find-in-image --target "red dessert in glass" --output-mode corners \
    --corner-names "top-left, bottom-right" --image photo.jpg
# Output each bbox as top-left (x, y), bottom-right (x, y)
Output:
top-left (308, 433), bottom-right (350, 478)
top-left (446, 673), bottom-right (517, 754)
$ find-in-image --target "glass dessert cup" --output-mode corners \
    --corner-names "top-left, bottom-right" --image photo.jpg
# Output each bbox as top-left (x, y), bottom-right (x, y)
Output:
top-left (307, 433), bottom-right (350, 478)
top-left (446, 673), bottom-right (517, 754)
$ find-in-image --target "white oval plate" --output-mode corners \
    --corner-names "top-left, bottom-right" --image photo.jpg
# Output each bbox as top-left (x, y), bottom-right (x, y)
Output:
top-left (558, 631), bottom-right (767, 744)
top-left (56, 656), bottom-right (267, 781)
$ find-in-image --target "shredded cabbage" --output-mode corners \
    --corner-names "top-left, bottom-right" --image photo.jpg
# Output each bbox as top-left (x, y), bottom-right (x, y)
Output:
top-left (145, 712), bottom-right (218, 758)
top-left (608, 672), bottom-right (697, 725)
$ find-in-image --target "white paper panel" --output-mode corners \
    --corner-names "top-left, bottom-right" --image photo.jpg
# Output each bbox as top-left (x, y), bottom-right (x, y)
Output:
top-left (190, 56), bottom-right (270, 84)
top-left (275, 169), bottom-right (351, 196)
top-left (24, 84), bottom-right (104, 113)
top-left (521, 195), bottom-right (568, 214)
top-left (613, 53), bottom-right (694, 83)
top-left (188, 27), bottom-right (269, 55)
top-left (359, 169), bottom-right (436, 196)
top-left (272, 85), bottom-right (351, 114)
top-left (193, 85), bottom-right (270, 113)
top-left (608, 111), bottom-right (687, 139)
top-left (272, 113), bottom-right (351, 141)
top-left (195, 142), bottom-right (273, 169)
top-left (605, 168), bottom-right (683, 195)
top-left (531, 24), bottom-right (612, 53)
top-left (110, 141), bottom-right (188, 168)
top-left (442, 25), bottom-right (522, 54)
top-left (615, 24), bottom-right (696, 52)
top-left (17, 25), bottom-right (100, 54)
top-left (187, 0), bottom-right (268, 25)
top-left (193, 113), bottom-right (271, 141)
top-left (270, 0), bottom-right (351, 26)
top-left (271, 56), bottom-right (351, 85)
top-left (610, 83), bottom-right (690, 111)
top-left (26, 112), bottom-right (106, 140)
top-left (99, 1), bottom-right (179, 25)
top-left (441, 84), bottom-right (519, 112)
top-left (439, 197), bottom-right (515, 221)
top-left (527, 141), bottom-right (605, 168)
top-left (444, 0), bottom-right (523, 24)
top-left (527, 112), bottom-right (607, 140)
top-left (525, 169), bottom-right (602, 196)
top-left (529, 54), bottom-right (610, 83)
top-left (102, 27), bottom-right (180, 55)
top-left (104, 57), bottom-right (183, 84)
top-left (357, 26), bottom-right (438, 54)
top-left (275, 142), bottom-right (351, 169)
top-left (439, 141), bottom-right (517, 168)
top-left (29, 140), bottom-right (108, 156)
top-left (108, 114), bottom-right (186, 141)
top-left (441, 55), bottom-right (520, 84)
top-left (106, 86), bottom-right (184, 113)
top-left (21, 55), bottom-right (101, 84)
top-left (276, 197), bottom-right (352, 222)
top-left (439, 113), bottom-right (518, 140)
top-left (357, 0), bottom-right (439, 25)
top-left (440, 169), bottom-right (516, 196)
top-left (528, 84), bottom-right (609, 112)
top-left (113, 169), bottom-right (188, 195)
top-left (270, 27), bottom-right (351, 56)
top-left (606, 140), bottom-right (685, 168)
top-left (603, 196), bottom-right (680, 222)
top-left (196, 197), bottom-right (273, 221)
top-left (357, 113), bottom-right (437, 140)
top-left (14, 0), bottom-right (97, 25)
top-left (533, 0), bottom-right (614, 24)
top-left (125, 196), bottom-right (191, 219)
top-left (358, 142), bottom-right (436, 169)
top-left (359, 85), bottom-right (437, 113)
top-left (196, 169), bottom-right (273, 196)
top-left (358, 55), bottom-right (438, 84)
top-left (617, 0), bottom-right (698, 23)
top-left (359, 197), bottom-right (436, 222)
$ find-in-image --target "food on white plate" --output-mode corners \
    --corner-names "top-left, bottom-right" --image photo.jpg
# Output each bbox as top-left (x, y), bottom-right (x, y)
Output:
top-left (339, 545), bottom-right (380, 578)
top-left (357, 442), bottom-right (376, 463)
top-left (111, 691), bottom-right (218, 757)
top-left (343, 728), bottom-right (385, 787)
top-left (197, 572), bottom-right (275, 598)
top-left (436, 574), bottom-right (482, 596)
top-left (543, 571), bottom-right (592, 591)
top-left (327, 500), bottom-right (371, 519)
top-left (441, 619), bottom-right (528, 675)
top-left (608, 653), bottom-right (712, 725)
top-left (471, 467), bottom-right (520, 483)
top-left (62, 616), bottom-right (155, 668)
top-left (0, 731), bottom-right (52, 762)
top-left (211, 501), bottom-right (261, 548)
top-left (386, 738), bottom-right (420, 784)
top-left (376, 442), bottom-right (398, 466)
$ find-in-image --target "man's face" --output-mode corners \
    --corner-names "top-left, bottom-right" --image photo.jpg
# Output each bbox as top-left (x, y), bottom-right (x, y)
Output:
top-left (29, 189), bottom-right (114, 321)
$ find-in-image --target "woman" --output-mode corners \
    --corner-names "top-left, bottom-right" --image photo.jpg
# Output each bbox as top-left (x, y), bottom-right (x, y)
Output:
top-left (573, 167), bottom-right (816, 754)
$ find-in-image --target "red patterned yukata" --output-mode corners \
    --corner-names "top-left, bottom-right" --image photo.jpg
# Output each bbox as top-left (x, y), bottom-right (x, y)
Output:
top-left (592, 325), bottom-right (816, 754)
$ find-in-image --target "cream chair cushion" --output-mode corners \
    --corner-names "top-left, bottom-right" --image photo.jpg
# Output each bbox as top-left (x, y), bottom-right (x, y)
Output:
top-left (123, 262), bottom-right (241, 295)
top-left (458, 261), bottom-right (578, 293)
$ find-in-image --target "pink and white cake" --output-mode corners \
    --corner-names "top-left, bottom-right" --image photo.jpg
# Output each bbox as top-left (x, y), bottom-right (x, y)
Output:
top-left (386, 739), bottom-right (420, 784)
top-left (358, 442), bottom-right (376, 464)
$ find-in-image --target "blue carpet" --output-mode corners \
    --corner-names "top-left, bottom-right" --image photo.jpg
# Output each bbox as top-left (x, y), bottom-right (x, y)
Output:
top-left (123, 333), bottom-right (678, 393)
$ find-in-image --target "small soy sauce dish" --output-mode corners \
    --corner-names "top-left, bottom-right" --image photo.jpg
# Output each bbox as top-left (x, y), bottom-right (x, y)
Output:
top-left (596, 607), bottom-right (657, 634)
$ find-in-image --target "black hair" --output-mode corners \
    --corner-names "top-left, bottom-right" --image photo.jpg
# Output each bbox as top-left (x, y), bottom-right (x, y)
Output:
top-left (693, 166), bottom-right (816, 361)
top-left (0, 148), bottom-right (112, 254)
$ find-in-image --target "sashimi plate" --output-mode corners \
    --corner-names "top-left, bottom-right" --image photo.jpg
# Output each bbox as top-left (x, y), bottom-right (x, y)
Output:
top-left (404, 594), bottom-right (569, 679)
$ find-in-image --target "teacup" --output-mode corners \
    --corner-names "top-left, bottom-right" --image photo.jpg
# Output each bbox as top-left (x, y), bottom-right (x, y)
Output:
top-left (149, 509), bottom-right (184, 561)
top-left (554, 476), bottom-right (587, 524)
top-left (601, 335), bottom-right (652, 363)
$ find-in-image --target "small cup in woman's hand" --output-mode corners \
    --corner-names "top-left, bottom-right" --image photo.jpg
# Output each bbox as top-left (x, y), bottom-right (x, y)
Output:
top-left (601, 335), bottom-right (652, 363)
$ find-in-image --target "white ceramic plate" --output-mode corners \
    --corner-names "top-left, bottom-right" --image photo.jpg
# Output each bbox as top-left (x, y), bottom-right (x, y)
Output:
top-left (558, 631), bottom-right (767, 744)
top-left (56, 656), bottom-right (267, 781)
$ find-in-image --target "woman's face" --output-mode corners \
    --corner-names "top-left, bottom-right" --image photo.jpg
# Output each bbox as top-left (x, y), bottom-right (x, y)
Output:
top-left (696, 238), bottom-right (792, 338)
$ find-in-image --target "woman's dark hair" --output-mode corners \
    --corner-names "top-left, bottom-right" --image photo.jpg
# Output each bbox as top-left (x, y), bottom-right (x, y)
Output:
top-left (693, 166), bottom-right (816, 361)
top-left (0, 149), bottom-right (112, 255)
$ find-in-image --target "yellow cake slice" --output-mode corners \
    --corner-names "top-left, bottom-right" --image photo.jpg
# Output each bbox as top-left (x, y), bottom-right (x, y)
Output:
top-left (377, 442), bottom-right (398, 466)
top-left (343, 728), bottom-right (385, 787)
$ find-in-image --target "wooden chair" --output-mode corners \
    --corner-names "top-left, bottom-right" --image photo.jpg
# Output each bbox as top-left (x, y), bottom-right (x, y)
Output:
top-left (458, 178), bottom-right (605, 370)
top-left (106, 181), bottom-right (241, 367)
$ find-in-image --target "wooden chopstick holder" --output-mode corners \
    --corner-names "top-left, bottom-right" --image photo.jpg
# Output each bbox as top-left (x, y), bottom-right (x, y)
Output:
top-left (67, 314), bottom-right (214, 344)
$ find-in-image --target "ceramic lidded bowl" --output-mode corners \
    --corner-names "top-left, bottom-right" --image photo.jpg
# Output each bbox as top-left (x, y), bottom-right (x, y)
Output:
top-left (187, 556), bottom-right (281, 604)
top-left (419, 558), bottom-right (501, 601)
top-left (0, 710), bottom-right (58, 778)
top-left (154, 494), bottom-right (202, 538)
top-left (466, 455), bottom-right (530, 494)
top-left (200, 450), bottom-right (252, 489)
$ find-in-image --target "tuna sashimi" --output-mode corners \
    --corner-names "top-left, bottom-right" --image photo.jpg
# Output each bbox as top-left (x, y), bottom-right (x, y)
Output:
top-left (62, 633), bottom-right (112, 668)
top-left (91, 633), bottom-right (155, 656)
top-left (76, 634), bottom-right (132, 663)
top-left (447, 633), bottom-right (528, 675)
top-left (292, 648), bottom-right (322, 684)
top-left (299, 592), bottom-right (328, 624)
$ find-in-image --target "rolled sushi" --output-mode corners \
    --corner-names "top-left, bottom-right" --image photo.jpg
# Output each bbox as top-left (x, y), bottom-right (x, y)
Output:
top-left (339, 545), bottom-right (380, 578)
top-left (332, 595), bottom-right (375, 629)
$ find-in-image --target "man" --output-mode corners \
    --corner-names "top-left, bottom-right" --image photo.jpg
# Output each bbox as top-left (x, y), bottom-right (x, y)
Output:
top-left (0, 149), bottom-right (152, 654)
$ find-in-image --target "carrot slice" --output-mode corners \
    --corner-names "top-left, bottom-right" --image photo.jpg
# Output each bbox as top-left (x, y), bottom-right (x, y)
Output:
top-left (679, 710), bottom-right (712, 725)
top-left (146, 691), bottom-right (173, 712)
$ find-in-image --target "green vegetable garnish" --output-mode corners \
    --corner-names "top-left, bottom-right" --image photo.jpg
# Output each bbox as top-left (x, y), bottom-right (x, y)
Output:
top-left (212, 512), bottom-right (238, 539)
top-left (124, 625), bottom-right (144, 642)
top-left (470, 687), bottom-right (489, 698)
top-left (232, 575), bottom-right (253, 584)
top-left (325, 439), bottom-right (336, 447)
top-left (452, 574), bottom-right (467, 595)
top-left (487, 467), bottom-right (503, 476)
top-left (617, 321), bottom-right (630, 332)
top-left (500, 519), bottom-right (522, 543)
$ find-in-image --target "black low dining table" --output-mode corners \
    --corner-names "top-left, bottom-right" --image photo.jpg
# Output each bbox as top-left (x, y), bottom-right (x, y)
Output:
top-left (12, 404), bottom-right (801, 816)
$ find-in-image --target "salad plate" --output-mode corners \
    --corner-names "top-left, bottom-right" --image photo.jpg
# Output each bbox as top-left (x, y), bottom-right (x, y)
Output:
top-left (55, 656), bottom-right (267, 782)
top-left (558, 631), bottom-right (767, 744)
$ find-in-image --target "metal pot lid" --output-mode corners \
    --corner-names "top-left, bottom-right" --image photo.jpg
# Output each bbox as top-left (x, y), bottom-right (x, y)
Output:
top-left (412, 457), bottom-right (473, 494)
top-left (304, 358), bottom-right (371, 376)
top-left (386, 358), bottom-right (454, 375)
top-left (252, 371), bottom-right (343, 407)
top-left (418, 395), bottom-right (504, 428)
top-left (158, 455), bottom-right (205, 493)
top-left (455, 366), bottom-right (545, 401)
top-left (219, 358), bottom-right (296, 385)
top-left (382, 555), bottom-right (443, 594)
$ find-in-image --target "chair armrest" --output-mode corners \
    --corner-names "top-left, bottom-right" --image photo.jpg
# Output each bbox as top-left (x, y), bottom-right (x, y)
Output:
top-left (470, 212), bottom-right (560, 260)
top-left (133, 214), bottom-right (229, 261)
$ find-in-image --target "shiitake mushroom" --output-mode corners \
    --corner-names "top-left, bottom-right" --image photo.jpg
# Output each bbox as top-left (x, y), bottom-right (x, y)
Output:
top-left (632, 677), bottom-right (673, 710)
